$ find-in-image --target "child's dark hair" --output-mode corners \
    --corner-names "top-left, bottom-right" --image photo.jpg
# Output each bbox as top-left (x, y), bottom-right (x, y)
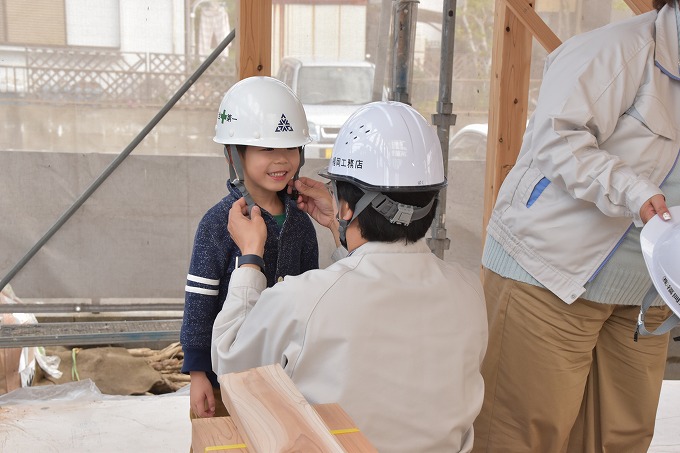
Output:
top-left (336, 181), bottom-right (438, 244)
top-left (654, 0), bottom-right (675, 10)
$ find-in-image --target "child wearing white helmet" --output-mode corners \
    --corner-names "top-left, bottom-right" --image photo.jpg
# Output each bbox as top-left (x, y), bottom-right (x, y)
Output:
top-left (212, 101), bottom-right (487, 453)
top-left (180, 76), bottom-right (319, 419)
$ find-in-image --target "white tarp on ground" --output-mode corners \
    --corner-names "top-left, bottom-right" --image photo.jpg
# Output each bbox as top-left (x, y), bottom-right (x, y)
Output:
top-left (0, 380), bottom-right (191, 452)
top-left (0, 379), bottom-right (679, 452)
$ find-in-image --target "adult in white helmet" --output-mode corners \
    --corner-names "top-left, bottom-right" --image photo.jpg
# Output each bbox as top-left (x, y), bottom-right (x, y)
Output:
top-left (212, 101), bottom-right (488, 453)
top-left (181, 76), bottom-right (319, 420)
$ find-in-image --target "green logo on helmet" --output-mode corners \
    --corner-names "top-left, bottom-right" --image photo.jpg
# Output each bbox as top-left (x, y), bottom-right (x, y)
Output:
top-left (219, 110), bottom-right (237, 124)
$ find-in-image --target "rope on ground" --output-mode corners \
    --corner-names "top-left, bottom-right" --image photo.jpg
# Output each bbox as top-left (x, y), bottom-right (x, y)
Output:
top-left (128, 342), bottom-right (188, 392)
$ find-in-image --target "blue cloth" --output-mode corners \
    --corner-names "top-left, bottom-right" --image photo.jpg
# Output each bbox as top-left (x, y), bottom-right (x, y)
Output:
top-left (180, 181), bottom-right (319, 387)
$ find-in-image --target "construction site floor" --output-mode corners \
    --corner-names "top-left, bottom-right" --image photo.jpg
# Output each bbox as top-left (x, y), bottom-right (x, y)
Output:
top-left (1, 379), bottom-right (680, 452)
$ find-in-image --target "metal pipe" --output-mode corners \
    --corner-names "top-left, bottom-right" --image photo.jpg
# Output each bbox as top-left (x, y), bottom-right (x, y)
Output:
top-left (0, 302), bottom-right (185, 314)
top-left (428, 0), bottom-right (458, 259)
top-left (0, 29), bottom-right (236, 292)
top-left (390, 0), bottom-right (419, 104)
top-left (372, 0), bottom-right (393, 102)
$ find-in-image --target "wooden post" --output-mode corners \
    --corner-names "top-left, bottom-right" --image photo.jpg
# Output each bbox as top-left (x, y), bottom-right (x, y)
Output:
top-left (239, 0), bottom-right (272, 79)
top-left (482, 0), bottom-right (533, 231)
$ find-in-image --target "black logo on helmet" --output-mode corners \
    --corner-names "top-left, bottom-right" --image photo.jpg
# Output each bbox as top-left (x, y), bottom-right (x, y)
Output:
top-left (275, 114), bottom-right (294, 132)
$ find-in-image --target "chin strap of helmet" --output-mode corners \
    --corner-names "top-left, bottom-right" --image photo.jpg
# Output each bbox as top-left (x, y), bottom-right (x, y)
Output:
top-left (332, 180), bottom-right (435, 247)
top-left (634, 285), bottom-right (680, 341)
top-left (225, 145), bottom-right (255, 215)
top-left (288, 147), bottom-right (305, 199)
top-left (370, 193), bottom-right (435, 226)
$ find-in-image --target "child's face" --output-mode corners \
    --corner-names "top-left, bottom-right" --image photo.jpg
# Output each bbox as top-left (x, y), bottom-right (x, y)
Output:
top-left (241, 146), bottom-right (301, 194)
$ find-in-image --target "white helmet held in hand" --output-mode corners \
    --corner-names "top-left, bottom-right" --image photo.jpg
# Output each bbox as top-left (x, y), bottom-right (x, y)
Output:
top-left (636, 205), bottom-right (680, 338)
top-left (214, 76), bottom-right (312, 148)
top-left (320, 101), bottom-right (446, 192)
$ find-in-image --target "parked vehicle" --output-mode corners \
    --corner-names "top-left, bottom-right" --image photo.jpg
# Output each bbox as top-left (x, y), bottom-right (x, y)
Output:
top-left (448, 123), bottom-right (488, 161)
top-left (276, 57), bottom-right (375, 159)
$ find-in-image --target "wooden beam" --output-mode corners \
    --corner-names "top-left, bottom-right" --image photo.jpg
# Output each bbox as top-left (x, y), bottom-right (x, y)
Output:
top-left (483, 0), bottom-right (533, 231)
top-left (192, 417), bottom-right (247, 453)
top-left (623, 0), bottom-right (653, 14)
top-left (218, 364), bottom-right (346, 452)
top-left (504, 0), bottom-right (562, 53)
top-left (313, 404), bottom-right (378, 452)
top-left (239, 0), bottom-right (272, 79)
top-left (192, 404), bottom-right (377, 453)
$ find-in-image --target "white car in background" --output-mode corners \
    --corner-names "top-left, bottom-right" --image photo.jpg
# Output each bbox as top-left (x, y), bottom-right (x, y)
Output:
top-left (448, 123), bottom-right (488, 160)
top-left (276, 57), bottom-right (375, 159)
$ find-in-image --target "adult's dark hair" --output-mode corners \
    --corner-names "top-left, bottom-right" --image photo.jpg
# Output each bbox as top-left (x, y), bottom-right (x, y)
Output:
top-left (654, 0), bottom-right (675, 10)
top-left (336, 181), bottom-right (438, 244)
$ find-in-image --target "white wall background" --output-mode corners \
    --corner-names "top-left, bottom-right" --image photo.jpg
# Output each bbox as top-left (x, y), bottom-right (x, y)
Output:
top-left (66, 0), bottom-right (121, 48)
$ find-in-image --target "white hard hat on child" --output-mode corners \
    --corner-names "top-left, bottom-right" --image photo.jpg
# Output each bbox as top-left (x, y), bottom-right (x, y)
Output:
top-left (213, 76), bottom-right (312, 148)
top-left (635, 205), bottom-right (680, 339)
top-left (320, 101), bottom-right (446, 191)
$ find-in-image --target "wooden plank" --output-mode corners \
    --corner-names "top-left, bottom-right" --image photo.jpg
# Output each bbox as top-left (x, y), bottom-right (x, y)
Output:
top-left (483, 0), bottom-right (533, 233)
top-left (192, 417), bottom-right (247, 453)
top-left (218, 364), bottom-right (345, 453)
top-left (313, 403), bottom-right (378, 453)
top-left (504, 0), bottom-right (562, 53)
top-left (623, 0), bottom-right (653, 15)
top-left (0, 319), bottom-right (181, 348)
top-left (192, 404), bottom-right (377, 453)
top-left (239, 0), bottom-right (272, 79)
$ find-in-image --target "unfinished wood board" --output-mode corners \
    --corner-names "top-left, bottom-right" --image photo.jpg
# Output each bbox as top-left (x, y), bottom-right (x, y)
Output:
top-left (218, 364), bottom-right (345, 453)
top-left (192, 404), bottom-right (376, 453)
top-left (313, 404), bottom-right (378, 453)
top-left (192, 416), bottom-right (247, 453)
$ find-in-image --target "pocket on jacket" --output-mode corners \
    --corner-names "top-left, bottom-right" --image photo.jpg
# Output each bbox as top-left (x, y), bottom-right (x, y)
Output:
top-left (526, 177), bottom-right (551, 207)
top-left (515, 166), bottom-right (548, 208)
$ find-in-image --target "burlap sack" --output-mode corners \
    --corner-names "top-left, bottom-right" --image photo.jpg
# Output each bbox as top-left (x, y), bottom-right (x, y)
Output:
top-left (34, 346), bottom-right (164, 395)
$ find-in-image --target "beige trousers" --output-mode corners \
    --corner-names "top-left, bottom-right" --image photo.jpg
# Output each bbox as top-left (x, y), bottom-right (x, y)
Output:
top-left (473, 269), bottom-right (670, 453)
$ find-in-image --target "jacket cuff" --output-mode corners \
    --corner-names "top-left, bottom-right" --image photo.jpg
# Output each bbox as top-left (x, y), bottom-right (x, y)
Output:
top-left (180, 347), bottom-right (213, 374)
top-left (627, 179), bottom-right (663, 227)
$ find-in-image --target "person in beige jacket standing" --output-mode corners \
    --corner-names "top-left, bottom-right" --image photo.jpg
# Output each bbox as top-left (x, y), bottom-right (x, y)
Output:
top-left (474, 1), bottom-right (680, 451)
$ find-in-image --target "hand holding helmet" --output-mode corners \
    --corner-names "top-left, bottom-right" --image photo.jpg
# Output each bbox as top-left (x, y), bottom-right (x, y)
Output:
top-left (636, 205), bottom-right (680, 338)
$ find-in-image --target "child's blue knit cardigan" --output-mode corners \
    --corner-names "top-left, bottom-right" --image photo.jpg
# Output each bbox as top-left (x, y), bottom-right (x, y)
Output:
top-left (180, 181), bottom-right (319, 387)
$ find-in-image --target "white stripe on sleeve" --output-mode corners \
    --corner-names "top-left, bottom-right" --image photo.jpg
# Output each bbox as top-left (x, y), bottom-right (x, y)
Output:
top-left (185, 285), bottom-right (219, 296)
top-left (187, 274), bottom-right (220, 286)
